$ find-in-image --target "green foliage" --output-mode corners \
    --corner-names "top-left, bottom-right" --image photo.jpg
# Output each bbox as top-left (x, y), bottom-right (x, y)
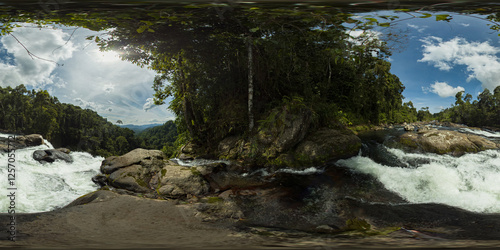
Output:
top-left (417, 107), bottom-right (433, 121)
top-left (136, 121), bottom-right (178, 155)
top-left (436, 86), bottom-right (500, 128)
top-left (90, 5), bottom-right (407, 150)
top-left (0, 85), bottom-right (143, 157)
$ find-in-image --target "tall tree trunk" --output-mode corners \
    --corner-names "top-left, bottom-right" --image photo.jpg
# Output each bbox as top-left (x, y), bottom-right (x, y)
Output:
top-left (247, 37), bottom-right (254, 132)
top-left (178, 56), bottom-right (197, 140)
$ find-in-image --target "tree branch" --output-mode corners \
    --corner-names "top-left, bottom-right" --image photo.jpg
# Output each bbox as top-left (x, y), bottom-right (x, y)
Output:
top-left (9, 33), bottom-right (61, 66)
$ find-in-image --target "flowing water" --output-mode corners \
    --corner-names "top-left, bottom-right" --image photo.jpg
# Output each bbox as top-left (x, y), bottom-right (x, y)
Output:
top-left (1, 127), bottom-right (499, 215)
top-left (338, 146), bottom-right (500, 213)
top-left (0, 133), bottom-right (103, 213)
top-left (334, 126), bottom-right (500, 213)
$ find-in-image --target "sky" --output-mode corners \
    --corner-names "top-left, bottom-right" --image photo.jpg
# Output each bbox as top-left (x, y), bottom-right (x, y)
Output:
top-left (0, 11), bottom-right (499, 125)
top-left (373, 11), bottom-right (500, 113)
top-left (0, 24), bottom-right (173, 125)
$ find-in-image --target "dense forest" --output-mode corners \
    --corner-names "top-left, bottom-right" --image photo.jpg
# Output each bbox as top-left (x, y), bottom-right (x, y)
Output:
top-left (436, 86), bottom-right (500, 129)
top-left (0, 85), bottom-right (177, 157)
top-left (96, 5), bottom-right (416, 149)
top-left (136, 121), bottom-right (178, 156)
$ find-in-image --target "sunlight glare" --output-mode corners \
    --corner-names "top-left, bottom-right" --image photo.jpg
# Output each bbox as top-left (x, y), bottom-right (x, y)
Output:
top-left (97, 50), bottom-right (121, 63)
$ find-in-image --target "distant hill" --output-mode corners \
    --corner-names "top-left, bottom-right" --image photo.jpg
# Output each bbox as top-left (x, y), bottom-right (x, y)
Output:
top-left (119, 123), bottom-right (163, 133)
top-left (136, 121), bottom-right (178, 157)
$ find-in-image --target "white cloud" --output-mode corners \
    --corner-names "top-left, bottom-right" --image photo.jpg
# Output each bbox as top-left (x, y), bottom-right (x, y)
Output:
top-left (0, 24), bottom-right (173, 125)
top-left (424, 81), bottom-right (465, 98)
top-left (418, 36), bottom-right (500, 91)
top-left (0, 26), bottom-right (76, 89)
top-left (143, 98), bottom-right (156, 111)
top-left (407, 23), bottom-right (427, 33)
top-left (103, 83), bottom-right (114, 93)
top-left (74, 98), bottom-right (101, 111)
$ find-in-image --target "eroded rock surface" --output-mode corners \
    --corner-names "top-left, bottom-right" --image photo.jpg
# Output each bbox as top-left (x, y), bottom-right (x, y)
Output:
top-left (398, 130), bottom-right (498, 155)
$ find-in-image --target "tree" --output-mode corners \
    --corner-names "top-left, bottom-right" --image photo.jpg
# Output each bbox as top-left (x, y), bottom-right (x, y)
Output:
top-left (93, 5), bottom-right (406, 152)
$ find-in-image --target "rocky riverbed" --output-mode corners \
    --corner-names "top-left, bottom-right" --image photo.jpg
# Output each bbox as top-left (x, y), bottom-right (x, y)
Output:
top-left (1, 124), bottom-right (499, 249)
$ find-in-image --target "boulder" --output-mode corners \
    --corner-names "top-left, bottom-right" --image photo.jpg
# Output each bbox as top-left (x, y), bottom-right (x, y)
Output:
top-left (0, 134), bottom-right (45, 152)
top-left (20, 134), bottom-right (45, 146)
top-left (398, 130), bottom-right (498, 155)
top-left (218, 136), bottom-right (242, 159)
top-left (153, 162), bottom-right (210, 198)
top-left (91, 174), bottom-right (107, 187)
top-left (108, 164), bottom-right (152, 193)
top-left (100, 148), bottom-right (165, 174)
top-left (256, 105), bottom-right (312, 158)
top-left (294, 129), bottom-right (362, 166)
top-left (178, 142), bottom-right (198, 160)
top-left (100, 148), bottom-right (166, 193)
top-left (56, 148), bottom-right (71, 154)
top-left (404, 124), bottom-right (415, 131)
top-left (33, 149), bottom-right (73, 163)
top-left (417, 125), bottom-right (433, 133)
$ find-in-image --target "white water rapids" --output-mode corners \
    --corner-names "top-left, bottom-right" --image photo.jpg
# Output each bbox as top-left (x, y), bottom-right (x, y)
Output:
top-left (1, 128), bottom-right (499, 214)
top-left (0, 133), bottom-right (103, 213)
top-left (337, 145), bottom-right (500, 213)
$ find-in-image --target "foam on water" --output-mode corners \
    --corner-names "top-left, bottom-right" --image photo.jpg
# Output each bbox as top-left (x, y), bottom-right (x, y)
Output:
top-left (0, 138), bottom-right (103, 213)
top-left (337, 147), bottom-right (500, 213)
top-left (170, 158), bottom-right (231, 167)
top-left (458, 128), bottom-right (500, 138)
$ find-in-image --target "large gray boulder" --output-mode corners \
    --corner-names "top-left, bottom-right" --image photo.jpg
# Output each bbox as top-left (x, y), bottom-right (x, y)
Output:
top-left (33, 148), bottom-right (73, 163)
top-left (151, 162), bottom-right (210, 198)
top-left (99, 148), bottom-right (210, 198)
top-left (100, 148), bottom-right (166, 193)
top-left (398, 130), bottom-right (498, 155)
top-left (101, 148), bottom-right (165, 174)
top-left (294, 129), bottom-right (362, 165)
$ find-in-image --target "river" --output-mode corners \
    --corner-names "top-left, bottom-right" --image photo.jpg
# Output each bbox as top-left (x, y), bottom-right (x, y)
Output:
top-left (0, 133), bottom-right (103, 213)
top-left (1, 126), bottom-right (499, 216)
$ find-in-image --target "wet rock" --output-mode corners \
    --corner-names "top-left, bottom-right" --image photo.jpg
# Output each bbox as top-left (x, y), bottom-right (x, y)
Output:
top-left (20, 134), bottom-right (45, 146)
top-left (56, 148), bottom-right (71, 154)
top-left (397, 130), bottom-right (498, 155)
top-left (33, 149), bottom-right (73, 163)
top-left (0, 134), bottom-right (45, 152)
top-left (91, 174), bottom-right (107, 187)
